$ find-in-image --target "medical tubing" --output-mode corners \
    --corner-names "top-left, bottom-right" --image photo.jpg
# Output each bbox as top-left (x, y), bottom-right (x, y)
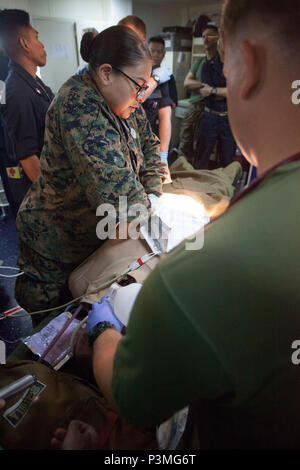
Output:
top-left (0, 266), bottom-right (24, 278)
top-left (0, 273), bottom-right (123, 320)
top-left (0, 252), bottom-right (157, 320)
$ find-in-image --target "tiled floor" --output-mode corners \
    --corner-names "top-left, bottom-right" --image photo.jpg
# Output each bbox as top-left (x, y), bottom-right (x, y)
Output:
top-left (0, 206), bottom-right (32, 357)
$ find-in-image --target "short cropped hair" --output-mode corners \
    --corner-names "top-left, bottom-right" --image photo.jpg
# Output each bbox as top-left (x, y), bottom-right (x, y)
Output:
top-left (222, 0), bottom-right (300, 46)
top-left (148, 36), bottom-right (165, 47)
top-left (118, 15), bottom-right (146, 39)
top-left (0, 9), bottom-right (30, 52)
top-left (203, 25), bottom-right (219, 35)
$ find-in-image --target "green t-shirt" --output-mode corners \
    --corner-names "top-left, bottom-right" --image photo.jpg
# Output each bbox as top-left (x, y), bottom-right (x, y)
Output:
top-left (112, 158), bottom-right (300, 449)
top-left (189, 57), bottom-right (206, 104)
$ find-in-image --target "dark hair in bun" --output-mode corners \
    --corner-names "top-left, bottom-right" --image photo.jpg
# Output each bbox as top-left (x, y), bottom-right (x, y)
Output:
top-left (86, 25), bottom-right (151, 70)
top-left (80, 31), bottom-right (97, 63)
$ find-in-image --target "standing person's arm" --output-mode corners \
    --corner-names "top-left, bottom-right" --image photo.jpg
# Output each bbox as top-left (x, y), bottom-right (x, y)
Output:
top-left (158, 106), bottom-right (172, 153)
top-left (141, 67), bottom-right (171, 103)
top-left (157, 81), bottom-right (176, 163)
top-left (199, 85), bottom-right (227, 100)
top-left (134, 106), bottom-right (167, 192)
top-left (20, 154), bottom-right (41, 181)
top-left (184, 58), bottom-right (206, 94)
top-left (184, 71), bottom-right (203, 92)
top-left (3, 93), bottom-right (43, 180)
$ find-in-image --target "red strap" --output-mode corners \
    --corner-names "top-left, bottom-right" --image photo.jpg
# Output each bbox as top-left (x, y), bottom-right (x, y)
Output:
top-left (4, 305), bottom-right (23, 316)
top-left (137, 258), bottom-right (143, 267)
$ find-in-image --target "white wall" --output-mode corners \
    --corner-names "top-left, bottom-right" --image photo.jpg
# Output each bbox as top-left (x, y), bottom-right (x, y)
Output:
top-left (0, 0), bottom-right (132, 25)
top-left (0, 0), bottom-right (133, 90)
top-left (110, 0), bottom-right (132, 24)
top-left (132, 0), bottom-right (222, 39)
top-left (0, 0), bottom-right (29, 9)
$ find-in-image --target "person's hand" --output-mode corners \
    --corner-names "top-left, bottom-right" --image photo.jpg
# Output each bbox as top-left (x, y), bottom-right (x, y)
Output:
top-left (86, 297), bottom-right (123, 334)
top-left (0, 399), bottom-right (5, 409)
top-left (152, 67), bottom-right (171, 84)
top-left (199, 83), bottom-right (213, 98)
top-left (51, 420), bottom-right (99, 450)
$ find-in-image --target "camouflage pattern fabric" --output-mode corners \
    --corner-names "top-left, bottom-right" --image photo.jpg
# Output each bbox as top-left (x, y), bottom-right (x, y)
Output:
top-left (16, 71), bottom-right (165, 314)
top-left (178, 101), bottom-right (205, 166)
top-left (15, 240), bottom-right (75, 324)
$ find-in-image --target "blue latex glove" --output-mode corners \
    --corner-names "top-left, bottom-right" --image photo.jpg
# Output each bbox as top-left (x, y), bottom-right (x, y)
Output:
top-left (160, 152), bottom-right (169, 166)
top-left (147, 193), bottom-right (161, 210)
top-left (152, 66), bottom-right (171, 84)
top-left (86, 297), bottom-right (123, 334)
top-left (148, 193), bottom-right (159, 204)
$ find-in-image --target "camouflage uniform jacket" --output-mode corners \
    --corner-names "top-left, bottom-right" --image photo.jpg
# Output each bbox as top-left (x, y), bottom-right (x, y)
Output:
top-left (16, 72), bottom-right (164, 271)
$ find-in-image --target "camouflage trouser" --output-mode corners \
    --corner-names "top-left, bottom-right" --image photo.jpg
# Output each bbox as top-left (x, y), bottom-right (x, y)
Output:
top-left (178, 101), bottom-right (205, 166)
top-left (15, 241), bottom-right (76, 328)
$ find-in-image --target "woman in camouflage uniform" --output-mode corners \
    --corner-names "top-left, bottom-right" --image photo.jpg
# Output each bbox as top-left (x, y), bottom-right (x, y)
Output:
top-left (15, 26), bottom-right (166, 324)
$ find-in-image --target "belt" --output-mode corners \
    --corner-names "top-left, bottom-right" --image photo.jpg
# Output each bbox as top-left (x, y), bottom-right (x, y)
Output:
top-left (204, 106), bottom-right (228, 117)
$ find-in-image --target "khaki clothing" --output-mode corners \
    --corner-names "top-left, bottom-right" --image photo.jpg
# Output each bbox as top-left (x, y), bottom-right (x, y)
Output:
top-left (178, 57), bottom-right (206, 163)
top-left (68, 159), bottom-right (242, 303)
top-left (177, 101), bottom-right (205, 165)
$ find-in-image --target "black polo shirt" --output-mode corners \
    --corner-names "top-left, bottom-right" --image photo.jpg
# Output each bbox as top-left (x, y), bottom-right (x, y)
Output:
top-left (0, 55), bottom-right (9, 81)
top-left (0, 61), bottom-right (53, 214)
top-left (201, 53), bottom-right (227, 113)
top-left (143, 75), bottom-right (176, 138)
top-left (2, 60), bottom-right (54, 162)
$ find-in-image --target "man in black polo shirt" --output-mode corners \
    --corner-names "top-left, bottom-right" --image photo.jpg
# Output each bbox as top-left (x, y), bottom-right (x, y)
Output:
top-left (194, 26), bottom-right (236, 169)
top-left (0, 9), bottom-right (54, 216)
top-left (143, 36), bottom-right (178, 167)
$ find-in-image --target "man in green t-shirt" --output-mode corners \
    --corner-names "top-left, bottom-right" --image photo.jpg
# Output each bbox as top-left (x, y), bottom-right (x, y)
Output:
top-left (53, 0), bottom-right (300, 450)
top-left (177, 26), bottom-right (219, 165)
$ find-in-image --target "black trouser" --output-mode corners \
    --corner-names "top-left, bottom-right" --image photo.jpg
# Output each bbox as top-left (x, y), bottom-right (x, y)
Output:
top-left (195, 111), bottom-right (236, 170)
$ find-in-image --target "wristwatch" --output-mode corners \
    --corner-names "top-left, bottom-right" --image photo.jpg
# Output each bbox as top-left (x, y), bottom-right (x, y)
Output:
top-left (88, 321), bottom-right (117, 347)
top-left (211, 87), bottom-right (217, 96)
top-left (152, 74), bottom-right (160, 84)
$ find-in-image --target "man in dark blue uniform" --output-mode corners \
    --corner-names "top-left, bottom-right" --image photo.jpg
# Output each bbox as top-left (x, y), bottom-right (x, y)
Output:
top-left (0, 48), bottom-right (11, 217)
top-left (0, 9), bottom-right (54, 216)
top-left (143, 36), bottom-right (177, 167)
top-left (194, 26), bottom-right (236, 169)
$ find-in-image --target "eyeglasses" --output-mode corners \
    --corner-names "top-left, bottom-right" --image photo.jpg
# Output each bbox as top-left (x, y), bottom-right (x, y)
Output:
top-left (112, 65), bottom-right (149, 101)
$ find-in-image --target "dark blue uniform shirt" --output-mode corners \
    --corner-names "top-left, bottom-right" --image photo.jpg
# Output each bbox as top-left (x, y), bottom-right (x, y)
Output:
top-left (3, 60), bottom-right (54, 162)
top-left (1, 60), bottom-right (54, 213)
top-left (143, 74), bottom-right (177, 138)
top-left (201, 54), bottom-right (227, 113)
